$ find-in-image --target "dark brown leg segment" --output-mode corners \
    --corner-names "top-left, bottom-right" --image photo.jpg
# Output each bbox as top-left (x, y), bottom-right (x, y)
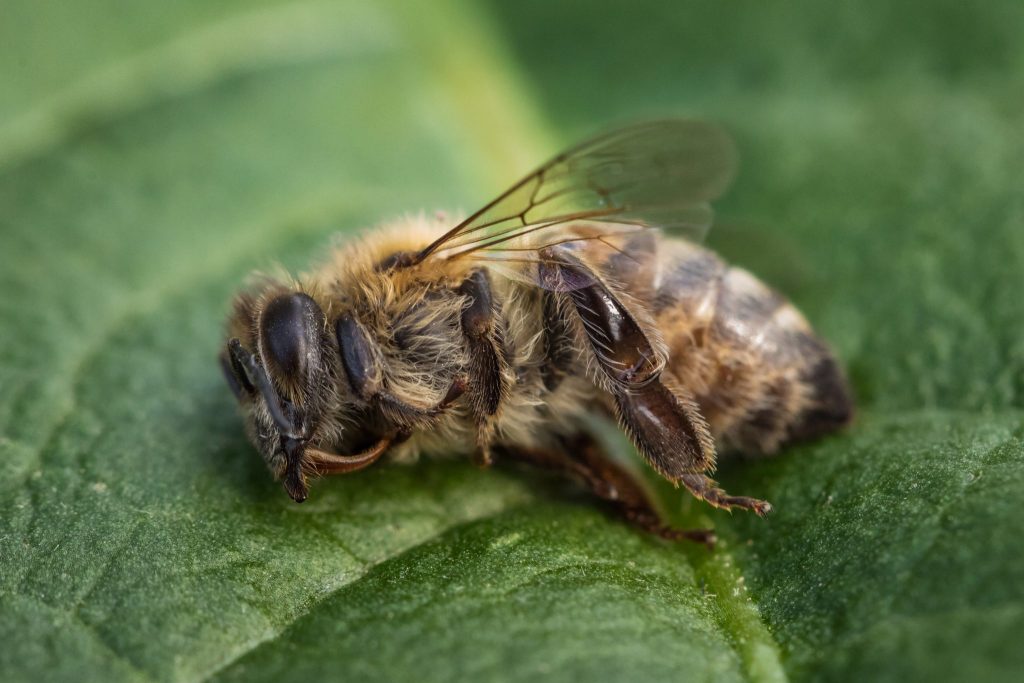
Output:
top-left (540, 290), bottom-right (575, 392)
top-left (458, 269), bottom-right (509, 466)
top-left (537, 246), bottom-right (772, 517)
top-left (679, 473), bottom-right (772, 517)
top-left (500, 436), bottom-right (717, 548)
top-left (617, 381), bottom-right (772, 516)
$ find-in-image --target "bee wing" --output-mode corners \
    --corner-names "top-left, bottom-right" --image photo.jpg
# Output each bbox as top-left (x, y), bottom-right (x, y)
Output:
top-left (416, 120), bottom-right (737, 263)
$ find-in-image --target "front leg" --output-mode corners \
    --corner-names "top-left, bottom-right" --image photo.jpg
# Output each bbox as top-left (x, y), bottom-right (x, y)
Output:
top-left (538, 247), bottom-right (771, 516)
top-left (336, 313), bottom-right (465, 428)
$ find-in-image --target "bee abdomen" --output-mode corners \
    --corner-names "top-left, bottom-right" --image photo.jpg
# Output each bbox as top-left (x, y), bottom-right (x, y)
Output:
top-left (652, 241), bottom-right (852, 456)
top-left (787, 353), bottom-right (855, 443)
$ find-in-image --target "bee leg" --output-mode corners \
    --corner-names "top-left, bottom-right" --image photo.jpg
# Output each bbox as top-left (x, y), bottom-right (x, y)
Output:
top-left (538, 247), bottom-right (771, 515)
top-left (457, 269), bottom-right (509, 467)
top-left (540, 290), bottom-right (575, 392)
top-left (337, 312), bottom-right (467, 430)
top-left (678, 473), bottom-right (773, 517)
top-left (572, 438), bottom-right (718, 547)
top-left (473, 430), bottom-right (497, 468)
top-left (499, 437), bottom-right (717, 548)
top-left (620, 508), bottom-right (717, 548)
top-left (613, 381), bottom-right (771, 514)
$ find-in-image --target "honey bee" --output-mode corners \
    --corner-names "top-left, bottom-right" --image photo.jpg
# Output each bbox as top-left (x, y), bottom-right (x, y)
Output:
top-left (221, 120), bottom-right (853, 544)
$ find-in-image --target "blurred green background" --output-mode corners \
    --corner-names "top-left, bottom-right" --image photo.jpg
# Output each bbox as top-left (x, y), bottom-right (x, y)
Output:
top-left (1, 1), bottom-right (1022, 682)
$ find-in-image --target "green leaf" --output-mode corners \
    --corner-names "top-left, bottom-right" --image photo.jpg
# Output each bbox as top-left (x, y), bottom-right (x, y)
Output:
top-left (1, 1), bottom-right (1021, 682)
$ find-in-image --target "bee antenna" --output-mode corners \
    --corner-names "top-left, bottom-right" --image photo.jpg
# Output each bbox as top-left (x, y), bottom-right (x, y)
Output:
top-left (228, 339), bottom-right (298, 438)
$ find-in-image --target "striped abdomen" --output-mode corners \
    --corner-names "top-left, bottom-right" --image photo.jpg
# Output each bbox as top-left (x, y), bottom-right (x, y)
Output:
top-left (645, 238), bottom-right (853, 455)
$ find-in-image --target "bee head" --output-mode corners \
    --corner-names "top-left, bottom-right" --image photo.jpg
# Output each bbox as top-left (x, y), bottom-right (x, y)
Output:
top-left (221, 282), bottom-right (428, 502)
top-left (221, 289), bottom-right (338, 502)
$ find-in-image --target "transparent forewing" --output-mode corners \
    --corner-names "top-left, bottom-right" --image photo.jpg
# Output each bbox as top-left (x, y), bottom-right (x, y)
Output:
top-left (417, 120), bottom-right (737, 262)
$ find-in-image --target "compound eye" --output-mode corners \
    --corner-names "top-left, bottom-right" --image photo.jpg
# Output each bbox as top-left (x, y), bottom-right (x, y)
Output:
top-left (259, 292), bottom-right (325, 382)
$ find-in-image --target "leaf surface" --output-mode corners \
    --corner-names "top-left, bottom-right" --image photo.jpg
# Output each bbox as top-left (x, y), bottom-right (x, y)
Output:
top-left (1, 1), bottom-right (1022, 682)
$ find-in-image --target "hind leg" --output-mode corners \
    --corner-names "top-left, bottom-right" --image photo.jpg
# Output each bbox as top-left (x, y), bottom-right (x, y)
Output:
top-left (498, 435), bottom-right (717, 548)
